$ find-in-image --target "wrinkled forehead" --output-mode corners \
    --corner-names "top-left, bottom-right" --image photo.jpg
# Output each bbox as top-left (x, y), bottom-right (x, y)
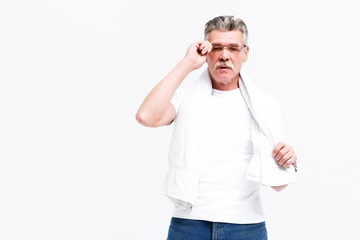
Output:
top-left (207, 30), bottom-right (244, 45)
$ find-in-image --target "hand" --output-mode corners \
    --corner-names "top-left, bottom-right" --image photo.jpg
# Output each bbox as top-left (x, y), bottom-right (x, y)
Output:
top-left (183, 40), bottom-right (212, 71)
top-left (272, 142), bottom-right (297, 170)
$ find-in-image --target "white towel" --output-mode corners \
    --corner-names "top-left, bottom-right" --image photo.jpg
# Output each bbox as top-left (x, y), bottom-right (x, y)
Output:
top-left (163, 68), bottom-right (297, 210)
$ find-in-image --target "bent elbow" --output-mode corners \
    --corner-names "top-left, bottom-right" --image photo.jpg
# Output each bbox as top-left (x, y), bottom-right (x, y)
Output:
top-left (135, 111), bottom-right (158, 127)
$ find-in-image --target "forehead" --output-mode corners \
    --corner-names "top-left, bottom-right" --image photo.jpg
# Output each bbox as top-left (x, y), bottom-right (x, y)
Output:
top-left (207, 30), bottom-right (244, 45)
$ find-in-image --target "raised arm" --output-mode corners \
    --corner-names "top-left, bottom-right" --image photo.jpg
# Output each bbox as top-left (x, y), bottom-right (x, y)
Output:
top-left (136, 41), bottom-right (212, 127)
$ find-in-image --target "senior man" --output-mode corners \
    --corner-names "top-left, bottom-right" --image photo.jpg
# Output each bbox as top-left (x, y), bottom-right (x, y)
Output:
top-left (136, 15), bottom-right (297, 240)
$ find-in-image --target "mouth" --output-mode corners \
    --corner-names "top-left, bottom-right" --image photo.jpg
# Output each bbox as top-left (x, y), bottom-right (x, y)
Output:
top-left (214, 61), bottom-right (234, 71)
top-left (216, 65), bottom-right (232, 70)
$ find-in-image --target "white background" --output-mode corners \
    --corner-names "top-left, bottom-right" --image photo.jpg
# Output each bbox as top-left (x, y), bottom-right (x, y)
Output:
top-left (1, 0), bottom-right (360, 239)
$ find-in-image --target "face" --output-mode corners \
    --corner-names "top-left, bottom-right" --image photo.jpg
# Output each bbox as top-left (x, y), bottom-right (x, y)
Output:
top-left (206, 30), bottom-right (249, 90)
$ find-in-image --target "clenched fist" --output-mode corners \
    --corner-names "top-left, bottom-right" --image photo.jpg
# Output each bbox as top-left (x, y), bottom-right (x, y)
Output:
top-left (183, 40), bottom-right (212, 71)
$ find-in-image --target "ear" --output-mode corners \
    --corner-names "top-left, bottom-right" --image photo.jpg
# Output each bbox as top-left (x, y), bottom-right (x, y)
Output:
top-left (243, 46), bottom-right (249, 62)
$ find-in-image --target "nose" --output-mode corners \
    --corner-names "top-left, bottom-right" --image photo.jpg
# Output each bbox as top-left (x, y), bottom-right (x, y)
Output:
top-left (219, 47), bottom-right (230, 60)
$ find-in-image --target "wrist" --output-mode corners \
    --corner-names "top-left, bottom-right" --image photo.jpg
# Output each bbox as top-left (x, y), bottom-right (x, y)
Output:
top-left (178, 58), bottom-right (197, 73)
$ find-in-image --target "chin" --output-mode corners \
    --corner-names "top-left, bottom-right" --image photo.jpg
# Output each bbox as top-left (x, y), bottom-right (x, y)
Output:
top-left (212, 77), bottom-right (233, 86)
top-left (214, 73), bottom-right (234, 82)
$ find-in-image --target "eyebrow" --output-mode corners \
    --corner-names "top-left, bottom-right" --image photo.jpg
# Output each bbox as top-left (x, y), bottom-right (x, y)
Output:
top-left (211, 43), bottom-right (241, 47)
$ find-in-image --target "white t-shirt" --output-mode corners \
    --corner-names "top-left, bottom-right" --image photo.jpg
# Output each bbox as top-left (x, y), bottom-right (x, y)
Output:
top-left (170, 87), bottom-right (265, 224)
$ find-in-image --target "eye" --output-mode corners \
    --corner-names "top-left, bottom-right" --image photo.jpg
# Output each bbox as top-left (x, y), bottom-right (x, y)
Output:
top-left (231, 47), bottom-right (240, 52)
top-left (213, 47), bottom-right (222, 51)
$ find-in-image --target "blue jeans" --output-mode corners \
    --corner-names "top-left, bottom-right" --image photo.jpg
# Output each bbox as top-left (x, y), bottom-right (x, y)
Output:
top-left (166, 217), bottom-right (267, 240)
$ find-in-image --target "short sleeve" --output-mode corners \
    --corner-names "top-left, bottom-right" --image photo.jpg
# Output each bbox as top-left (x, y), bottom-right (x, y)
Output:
top-left (170, 84), bottom-right (185, 114)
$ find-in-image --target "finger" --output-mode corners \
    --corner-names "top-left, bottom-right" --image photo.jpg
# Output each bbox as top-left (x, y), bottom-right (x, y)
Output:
top-left (272, 142), bottom-right (286, 157)
top-left (274, 145), bottom-right (291, 161)
top-left (278, 152), bottom-right (293, 166)
top-left (207, 41), bottom-right (213, 52)
top-left (195, 41), bottom-right (202, 47)
top-left (199, 41), bottom-right (210, 55)
top-left (202, 41), bottom-right (212, 55)
top-left (194, 43), bottom-right (204, 55)
top-left (193, 41), bottom-right (205, 55)
top-left (201, 46), bottom-right (207, 55)
top-left (283, 156), bottom-right (295, 168)
top-left (284, 154), bottom-right (297, 169)
top-left (202, 40), bottom-right (211, 49)
top-left (194, 42), bottom-right (202, 52)
top-left (278, 149), bottom-right (295, 165)
top-left (201, 48), bottom-right (209, 55)
top-left (292, 155), bottom-right (297, 167)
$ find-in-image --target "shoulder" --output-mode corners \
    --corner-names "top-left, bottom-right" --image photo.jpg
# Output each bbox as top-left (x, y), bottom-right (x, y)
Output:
top-left (171, 68), bottom-right (205, 113)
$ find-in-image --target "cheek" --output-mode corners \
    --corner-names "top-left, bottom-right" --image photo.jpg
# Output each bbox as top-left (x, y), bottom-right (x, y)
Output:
top-left (207, 55), bottom-right (218, 64)
top-left (232, 58), bottom-right (243, 67)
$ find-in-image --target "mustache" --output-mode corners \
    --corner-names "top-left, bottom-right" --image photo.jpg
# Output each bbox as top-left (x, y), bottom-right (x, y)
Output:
top-left (214, 61), bottom-right (234, 71)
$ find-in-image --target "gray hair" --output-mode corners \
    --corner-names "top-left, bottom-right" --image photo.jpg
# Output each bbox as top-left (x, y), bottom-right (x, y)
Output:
top-left (204, 16), bottom-right (248, 46)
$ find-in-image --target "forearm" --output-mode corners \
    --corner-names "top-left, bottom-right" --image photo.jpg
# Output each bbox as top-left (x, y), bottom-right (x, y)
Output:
top-left (136, 59), bottom-right (194, 127)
